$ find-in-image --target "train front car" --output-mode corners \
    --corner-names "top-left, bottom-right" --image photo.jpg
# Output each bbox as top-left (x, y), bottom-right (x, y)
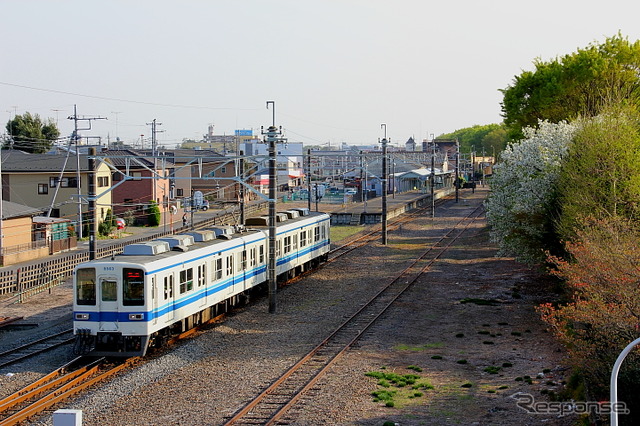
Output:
top-left (73, 260), bottom-right (151, 357)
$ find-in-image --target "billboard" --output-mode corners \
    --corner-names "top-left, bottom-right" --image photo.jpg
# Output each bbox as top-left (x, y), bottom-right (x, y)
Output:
top-left (235, 129), bottom-right (253, 136)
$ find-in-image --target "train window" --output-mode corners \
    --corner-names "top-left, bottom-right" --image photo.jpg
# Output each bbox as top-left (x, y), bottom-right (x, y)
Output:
top-left (76, 268), bottom-right (96, 305)
top-left (214, 258), bottom-right (223, 280)
top-left (259, 244), bottom-right (265, 264)
top-left (179, 268), bottom-right (194, 294)
top-left (314, 226), bottom-right (320, 242)
top-left (293, 234), bottom-right (298, 250)
top-left (284, 236), bottom-right (291, 254)
top-left (198, 264), bottom-right (206, 287)
top-left (300, 230), bottom-right (307, 247)
top-left (250, 247), bottom-right (256, 267)
top-left (241, 250), bottom-right (247, 270)
top-left (123, 268), bottom-right (145, 306)
top-left (163, 277), bottom-right (169, 300)
top-left (226, 255), bottom-right (233, 276)
top-left (101, 280), bottom-right (117, 302)
top-left (276, 240), bottom-right (281, 257)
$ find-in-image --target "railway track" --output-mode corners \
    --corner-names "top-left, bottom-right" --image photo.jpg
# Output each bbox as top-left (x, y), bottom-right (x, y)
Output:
top-left (0, 356), bottom-right (137, 426)
top-left (0, 329), bottom-right (74, 371)
top-left (224, 202), bottom-right (485, 425)
top-left (328, 194), bottom-right (452, 262)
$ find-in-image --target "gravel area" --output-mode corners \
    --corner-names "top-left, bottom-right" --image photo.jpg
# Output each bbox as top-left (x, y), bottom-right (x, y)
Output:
top-left (1, 187), bottom-right (577, 425)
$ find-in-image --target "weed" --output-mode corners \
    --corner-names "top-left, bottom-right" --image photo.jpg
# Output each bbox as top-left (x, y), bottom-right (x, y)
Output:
top-left (455, 333), bottom-right (465, 338)
top-left (482, 341), bottom-right (495, 345)
top-left (498, 385), bottom-right (509, 390)
top-left (484, 366), bottom-right (501, 374)
top-left (498, 322), bottom-right (509, 326)
top-left (502, 362), bottom-right (513, 368)
top-left (431, 355), bottom-right (443, 360)
top-left (461, 382), bottom-right (473, 388)
top-left (478, 330), bottom-right (490, 335)
top-left (511, 331), bottom-right (522, 336)
top-left (407, 365), bottom-right (423, 372)
top-left (456, 359), bottom-right (468, 364)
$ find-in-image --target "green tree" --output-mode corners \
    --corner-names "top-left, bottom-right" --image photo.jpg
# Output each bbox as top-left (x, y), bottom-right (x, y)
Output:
top-left (147, 201), bottom-right (161, 227)
top-left (556, 106), bottom-right (640, 241)
top-left (98, 209), bottom-right (116, 236)
top-left (438, 123), bottom-right (507, 154)
top-left (481, 127), bottom-right (508, 160)
top-left (501, 34), bottom-right (640, 140)
top-left (4, 112), bottom-right (60, 153)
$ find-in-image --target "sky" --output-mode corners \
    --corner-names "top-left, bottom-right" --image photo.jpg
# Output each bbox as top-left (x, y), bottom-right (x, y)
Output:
top-left (2, 0), bottom-right (640, 149)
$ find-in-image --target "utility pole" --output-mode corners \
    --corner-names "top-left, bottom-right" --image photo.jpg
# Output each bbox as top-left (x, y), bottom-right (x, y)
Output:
top-left (68, 105), bottom-right (106, 239)
top-left (88, 148), bottom-right (97, 260)
top-left (306, 149), bottom-right (312, 212)
top-left (239, 150), bottom-right (245, 225)
top-left (431, 138), bottom-right (436, 218)
top-left (147, 119), bottom-right (164, 215)
top-left (380, 124), bottom-right (388, 245)
top-left (262, 101), bottom-right (287, 314)
top-left (455, 138), bottom-right (460, 203)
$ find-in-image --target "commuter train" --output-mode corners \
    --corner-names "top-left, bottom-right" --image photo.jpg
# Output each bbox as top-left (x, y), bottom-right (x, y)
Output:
top-left (73, 209), bottom-right (330, 357)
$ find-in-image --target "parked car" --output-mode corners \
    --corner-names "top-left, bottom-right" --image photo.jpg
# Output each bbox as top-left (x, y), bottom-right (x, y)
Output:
top-left (344, 188), bottom-right (357, 195)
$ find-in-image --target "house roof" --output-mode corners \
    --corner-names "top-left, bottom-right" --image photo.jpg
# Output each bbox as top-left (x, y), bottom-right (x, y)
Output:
top-left (100, 149), bottom-right (156, 168)
top-left (1, 200), bottom-right (45, 219)
top-left (1, 150), bottom-right (93, 172)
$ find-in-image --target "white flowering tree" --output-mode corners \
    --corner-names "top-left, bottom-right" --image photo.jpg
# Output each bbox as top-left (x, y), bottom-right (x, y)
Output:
top-left (485, 120), bottom-right (576, 263)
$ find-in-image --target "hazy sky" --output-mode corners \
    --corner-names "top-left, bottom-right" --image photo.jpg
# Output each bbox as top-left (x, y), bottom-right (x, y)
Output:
top-left (2, 0), bottom-right (639, 148)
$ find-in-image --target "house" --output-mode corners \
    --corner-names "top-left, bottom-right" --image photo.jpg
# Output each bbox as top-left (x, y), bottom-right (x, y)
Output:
top-left (102, 149), bottom-right (171, 226)
top-left (0, 200), bottom-right (76, 266)
top-left (1, 150), bottom-right (113, 236)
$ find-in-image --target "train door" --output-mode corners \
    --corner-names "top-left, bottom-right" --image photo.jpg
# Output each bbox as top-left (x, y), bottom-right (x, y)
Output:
top-left (98, 276), bottom-right (119, 332)
top-left (152, 276), bottom-right (158, 326)
top-left (163, 274), bottom-right (175, 322)
top-left (198, 263), bottom-right (207, 308)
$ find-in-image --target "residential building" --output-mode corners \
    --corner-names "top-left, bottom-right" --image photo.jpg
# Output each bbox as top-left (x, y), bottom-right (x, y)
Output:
top-left (1, 150), bottom-right (113, 232)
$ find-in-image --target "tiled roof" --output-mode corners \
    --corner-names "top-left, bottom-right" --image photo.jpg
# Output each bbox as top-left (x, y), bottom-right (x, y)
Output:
top-left (1, 150), bottom-right (92, 172)
top-left (1, 200), bottom-right (44, 219)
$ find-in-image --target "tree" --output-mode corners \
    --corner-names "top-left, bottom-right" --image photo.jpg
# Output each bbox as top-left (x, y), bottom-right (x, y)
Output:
top-left (4, 112), bottom-right (60, 153)
top-left (484, 120), bottom-right (576, 263)
top-left (147, 201), bottom-right (161, 227)
top-left (501, 34), bottom-right (640, 140)
top-left (539, 216), bottom-right (640, 419)
top-left (438, 123), bottom-right (507, 154)
top-left (556, 106), bottom-right (640, 241)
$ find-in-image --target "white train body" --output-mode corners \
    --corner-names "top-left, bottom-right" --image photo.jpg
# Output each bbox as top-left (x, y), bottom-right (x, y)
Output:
top-left (73, 210), bottom-right (330, 356)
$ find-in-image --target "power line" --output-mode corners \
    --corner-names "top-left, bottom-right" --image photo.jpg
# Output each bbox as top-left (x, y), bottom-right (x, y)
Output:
top-left (0, 81), bottom-right (261, 111)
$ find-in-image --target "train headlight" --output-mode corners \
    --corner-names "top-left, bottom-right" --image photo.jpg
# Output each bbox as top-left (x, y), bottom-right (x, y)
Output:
top-left (129, 314), bottom-right (144, 320)
top-left (75, 313), bottom-right (89, 320)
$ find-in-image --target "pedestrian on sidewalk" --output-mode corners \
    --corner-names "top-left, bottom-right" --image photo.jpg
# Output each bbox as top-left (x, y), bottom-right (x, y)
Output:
top-left (182, 213), bottom-right (188, 227)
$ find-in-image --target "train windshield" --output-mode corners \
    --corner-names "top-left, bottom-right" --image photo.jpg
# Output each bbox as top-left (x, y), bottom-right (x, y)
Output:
top-left (123, 268), bottom-right (145, 306)
top-left (76, 268), bottom-right (96, 305)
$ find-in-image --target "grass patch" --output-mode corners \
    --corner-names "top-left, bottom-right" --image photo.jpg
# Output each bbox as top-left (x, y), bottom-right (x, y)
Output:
top-left (461, 382), bottom-right (473, 388)
top-left (394, 343), bottom-right (443, 351)
top-left (456, 359), bottom-right (468, 364)
top-left (330, 226), bottom-right (364, 243)
top-left (431, 355), bottom-right (443, 360)
top-left (484, 366), bottom-right (501, 374)
top-left (366, 368), bottom-right (434, 408)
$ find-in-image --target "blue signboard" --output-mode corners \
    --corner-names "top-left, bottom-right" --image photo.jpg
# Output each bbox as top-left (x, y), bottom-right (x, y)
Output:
top-left (235, 129), bottom-right (253, 136)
